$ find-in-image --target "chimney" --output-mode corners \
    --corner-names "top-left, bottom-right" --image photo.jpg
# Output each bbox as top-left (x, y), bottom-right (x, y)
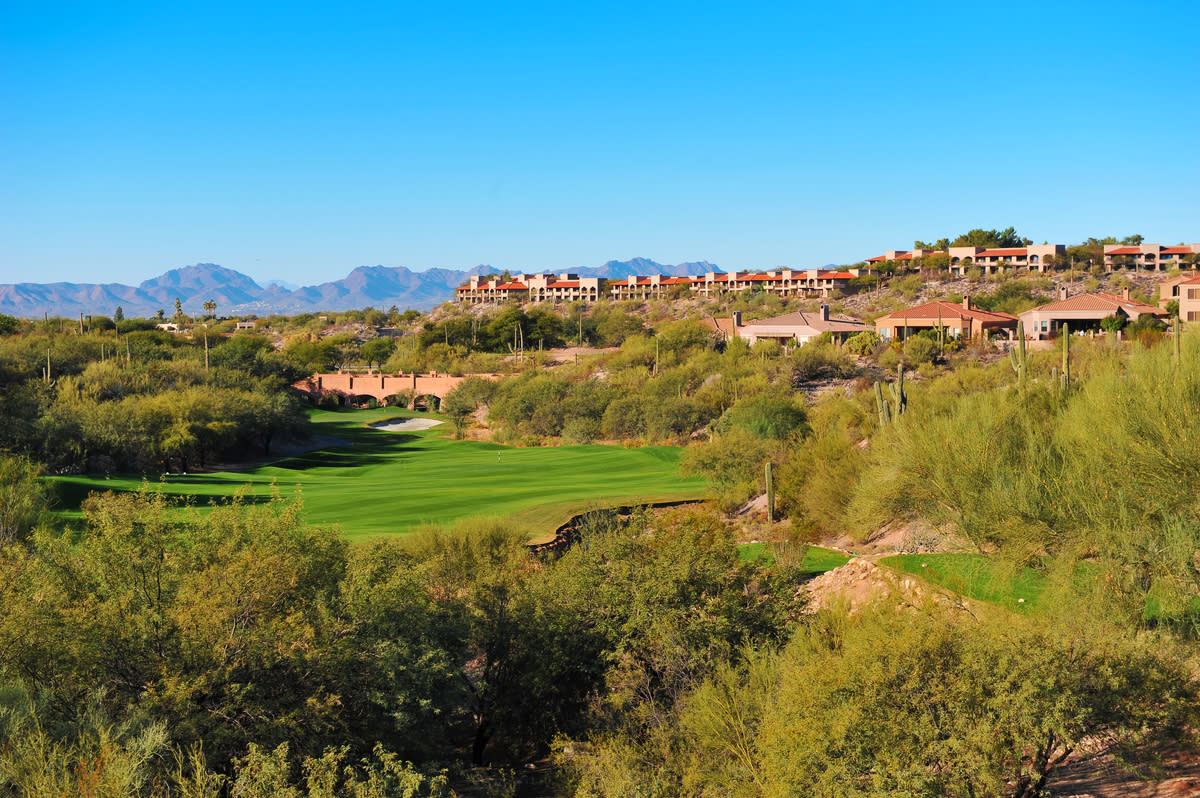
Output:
top-left (819, 304), bottom-right (829, 321)
top-left (962, 295), bottom-right (971, 310)
top-left (732, 311), bottom-right (742, 329)
top-left (1122, 287), bottom-right (1130, 301)
top-left (1058, 285), bottom-right (1068, 301)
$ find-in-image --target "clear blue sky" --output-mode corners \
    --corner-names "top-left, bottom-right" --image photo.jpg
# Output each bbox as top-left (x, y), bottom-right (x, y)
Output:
top-left (2, 0), bottom-right (1197, 286)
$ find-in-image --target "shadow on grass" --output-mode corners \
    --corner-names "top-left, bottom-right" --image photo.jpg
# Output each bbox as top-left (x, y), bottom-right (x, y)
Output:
top-left (267, 433), bottom-right (421, 471)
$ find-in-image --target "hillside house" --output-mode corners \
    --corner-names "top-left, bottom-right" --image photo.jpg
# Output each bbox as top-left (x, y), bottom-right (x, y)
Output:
top-left (726, 306), bottom-right (872, 345)
top-left (874, 299), bottom-right (1018, 341)
top-left (1018, 288), bottom-right (1167, 339)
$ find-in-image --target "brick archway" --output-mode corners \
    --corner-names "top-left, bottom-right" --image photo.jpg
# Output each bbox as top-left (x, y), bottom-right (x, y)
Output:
top-left (292, 372), bottom-right (497, 409)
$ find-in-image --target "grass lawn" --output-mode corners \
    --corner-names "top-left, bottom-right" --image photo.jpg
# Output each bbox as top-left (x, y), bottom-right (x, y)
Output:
top-left (48, 407), bottom-right (707, 542)
top-left (738, 543), bottom-right (851, 574)
top-left (879, 553), bottom-right (1050, 612)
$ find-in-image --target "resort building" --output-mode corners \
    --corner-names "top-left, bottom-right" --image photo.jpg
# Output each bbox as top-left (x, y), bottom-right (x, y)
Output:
top-left (947, 245), bottom-right (1065, 275)
top-left (1161, 275), bottom-right (1200, 322)
top-left (455, 273), bottom-right (600, 305)
top-left (723, 306), bottom-right (872, 346)
top-left (459, 269), bottom-right (866, 305)
top-left (864, 249), bottom-right (945, 265)
top-left (874, 298), bottom-right (1019, 341)
top-left (1103, 243), bottom-right (1200, 271)
top-left (607, 275), bottom-right (696, 300)
top-left (1018, 288), bottom-right (1167, 340)
top-left (691, 269), bottom-right (861, 298)
top-left (863, 245), bottom-right (1066, 275)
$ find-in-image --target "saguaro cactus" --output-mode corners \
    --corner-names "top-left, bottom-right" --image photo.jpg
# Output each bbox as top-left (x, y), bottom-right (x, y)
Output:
top-left (890, 363), bottom-right (907, 415)
top-left (765, 461), bottom-right (775, 523)
top-left (874, 365), bottom-right (908, 425)
top-left (874, 380), bottom-right (891, 426)
top-left (1061, 323), bottom-right (1071, 388)
top-left (1009, 321), bottom-right (1027, 384)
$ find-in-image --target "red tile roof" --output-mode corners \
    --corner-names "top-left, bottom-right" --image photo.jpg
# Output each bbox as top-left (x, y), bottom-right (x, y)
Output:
top-left (877, 301), bottom-right (1018, 324)
top-left (976, 248), bottom-right (1029, 257)
top-left (705, 316), bottom-right (736, 338)
top-left (742, 310), bottom-right (871, 333)
top-left (1028, 293), bottom-right (1167, 315)
top-left (1105, 246), bottom-right (1142, 255)
top-left (1162, 246), bottom-right (1195, 255)
top-left (1095, 292), bottom-right (1164, 311)
top-left (495, 282), bottom-right (528, 290)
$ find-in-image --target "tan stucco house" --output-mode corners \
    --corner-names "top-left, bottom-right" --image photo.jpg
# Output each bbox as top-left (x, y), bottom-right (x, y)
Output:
top-left (874, 298), bottom-right (1018, 341)
top-left (1019, 288), bottom-right (1167, 339)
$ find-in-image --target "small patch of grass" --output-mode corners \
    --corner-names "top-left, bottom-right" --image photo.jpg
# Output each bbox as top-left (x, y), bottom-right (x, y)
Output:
top-left (880, 553), bottom-right (1048, 612)
top-left (738, 543), bottom-right (850, 574)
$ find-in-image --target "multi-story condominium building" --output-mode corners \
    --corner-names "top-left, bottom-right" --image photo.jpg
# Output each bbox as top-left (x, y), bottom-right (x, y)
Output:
top-left (689, 269), bottom-right (860, 298)
top-left (1104, 243), bottom-right (1200, 271)
top-left (460, 269), bottom-right (865, 305)
top-left (607, 274), bottom-right (696, 300)
top-left (455, 273), bottom-right (601, 305)
top-left (948, 245), bottom-right (1065, 275)
top-left (863, 245), bottom-right (1066, 275)
top-left (864, 248), bottom-right (944, 265)
top-left (1161, 275), bottom-right (1200, 322)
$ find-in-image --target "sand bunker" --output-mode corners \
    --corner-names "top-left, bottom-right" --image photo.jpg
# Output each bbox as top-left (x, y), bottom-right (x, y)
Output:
top-left (369, 417), bottom-right (445, 432)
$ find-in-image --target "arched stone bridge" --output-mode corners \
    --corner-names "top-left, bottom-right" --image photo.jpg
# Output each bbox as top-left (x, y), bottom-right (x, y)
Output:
top-left (292, 372), bottom-right (497, 409)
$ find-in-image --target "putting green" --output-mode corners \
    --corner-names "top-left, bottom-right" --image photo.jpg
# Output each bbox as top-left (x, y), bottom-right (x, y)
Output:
top-left (48, 407), bottom-right (708, 542)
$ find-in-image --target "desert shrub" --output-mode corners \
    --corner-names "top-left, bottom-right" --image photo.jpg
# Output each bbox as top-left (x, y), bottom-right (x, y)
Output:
top-left (712, 395), bottom-right (808, 441)
top-left (601, 395), bottom-right (647, 440)
top-left (681, 428), bottom-right (781, 512)
top-left (902, 335), bottom-right (939, 364)
top-left (876, 344), bottom-right (901, 371)
top-left (845, 330), bottom-right (880, 355)
top-left (562, 416), bottom-right (601, 444)
top-left (792, 342), bottom-right (855, 381)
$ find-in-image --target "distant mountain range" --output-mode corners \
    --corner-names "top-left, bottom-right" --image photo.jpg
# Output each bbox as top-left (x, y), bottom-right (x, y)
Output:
top-left (0, 259), bottom-right (724, 318)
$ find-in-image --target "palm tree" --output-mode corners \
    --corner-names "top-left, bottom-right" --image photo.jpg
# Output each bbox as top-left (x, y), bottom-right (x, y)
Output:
top-left (203, 299), bottom-right (217, 320)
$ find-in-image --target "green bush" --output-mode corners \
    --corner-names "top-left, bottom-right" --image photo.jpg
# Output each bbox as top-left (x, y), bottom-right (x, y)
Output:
top-left (902, 335), bottom-right (939, 364)
top-left (792, 342), bottom-right (855, 381)
top-left (712, 395), bottom-right (808, 440)
top-left (845, 330), bottom-right (880, 355)
top-left (562, 416), bottom-right (601, 444)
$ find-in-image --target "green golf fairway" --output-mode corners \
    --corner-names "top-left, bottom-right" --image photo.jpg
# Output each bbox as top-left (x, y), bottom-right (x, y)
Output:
top-left (48, 408), bottom-right (707, 542)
